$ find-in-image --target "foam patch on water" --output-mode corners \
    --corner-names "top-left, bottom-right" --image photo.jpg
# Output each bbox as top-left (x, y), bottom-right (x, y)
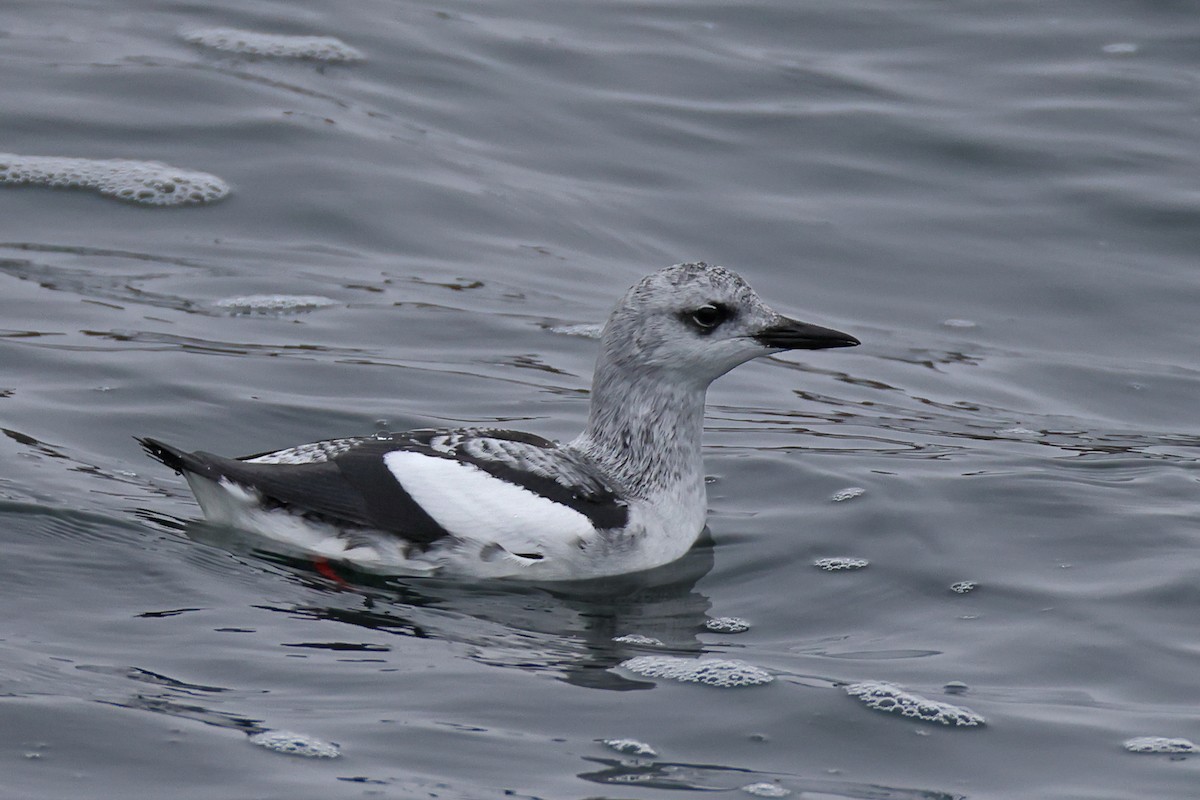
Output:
top-left (814, 557), bottom-right (869, 571)
top-left (249, 730), bottom-right (341, 758)
top-left (182, 28), bottom-right (365, 61)
top-left (846, 681), bottom-right (984, 727)
top-left (998, 427), bottom-right (1038, 437)
top-left (213, 294), bottom-right (338, 315)
top-left (0, 154), bottom-right (229, 206)
top-left (831, 486), bottom-right (865, 502)
top-left (601, 738), bottom-right (658, 757)
top-left (741, 782), bottom-right (791, 797)
top-left (1103, 42), bottom-right (1139, 55)
top-left (612, 633), bottom-right (664, 646)
top-left (1124, 736), bottom-right (1198, 754)
top-left (705, 617), bottom-right (751, 634)
top-left (621, 656), bottom-right (773, 687)
top-left (546, 322), bottom-right (603, 338)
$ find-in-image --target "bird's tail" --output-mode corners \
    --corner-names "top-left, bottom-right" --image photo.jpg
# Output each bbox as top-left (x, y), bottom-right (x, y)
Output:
top-left (137, 437), bottom-right (190, 474)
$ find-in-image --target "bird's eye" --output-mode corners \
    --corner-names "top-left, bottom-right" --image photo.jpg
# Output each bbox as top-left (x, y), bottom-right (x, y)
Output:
top-left (688, 303), bottom-right (728, 331)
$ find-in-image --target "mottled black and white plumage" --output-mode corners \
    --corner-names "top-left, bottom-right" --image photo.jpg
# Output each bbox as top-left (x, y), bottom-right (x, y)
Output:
top-left (139, 263), bottom-right (859, 579)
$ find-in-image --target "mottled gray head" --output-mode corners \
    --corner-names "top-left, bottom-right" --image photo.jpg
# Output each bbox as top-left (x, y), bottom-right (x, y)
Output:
top-left (597, 262), bottom-right (859, 386)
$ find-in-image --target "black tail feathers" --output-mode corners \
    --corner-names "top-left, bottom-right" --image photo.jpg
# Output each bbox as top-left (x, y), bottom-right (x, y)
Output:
top-left (136, 437), bottom-right (189, 473)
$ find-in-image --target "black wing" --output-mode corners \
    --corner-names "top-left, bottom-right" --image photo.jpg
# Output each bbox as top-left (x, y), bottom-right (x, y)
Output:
top-left (140, 428), bottom-right (630, 540)
top-left (139, 436), bottom-right (452, 545)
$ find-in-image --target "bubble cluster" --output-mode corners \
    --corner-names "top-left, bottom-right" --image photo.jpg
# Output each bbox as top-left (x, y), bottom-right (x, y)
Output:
top-left (612, 633), bottom-right (664, 646)
top-left (831, 486), bottom-right (865, 502)
top-left (814, 557), bottom-right (869, 571)
top-left (1123, 736), bottom-right (1198, 754)
top-left (741, 782), bottom-right (791, 797)
top-left (621, 656), bottom-right (773, 688)
top-left (182, 28), bottom-right (365, 62)
top-left (546, 322), bottom-right (603, 338)
top-left (249, 730), bottom-right (341, 758)
top-left (1102, 42), bottom-right (1139, 55)
top-left (0, 153), bottom-right (229, 206)
top-left (601, 738), bottom-right (658, 757)
top-left (950, 581), bottom-right (978, 594)
top-left (846, 681), bottom-right (985, 727)
top-left (705, 616), bottom-right (751, 634)
top-left (213, 294), bottom-right (338, 315)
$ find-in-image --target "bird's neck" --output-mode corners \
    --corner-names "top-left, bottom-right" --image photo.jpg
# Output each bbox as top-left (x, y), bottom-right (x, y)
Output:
top-left (570, 363), bottom-right (709, 501)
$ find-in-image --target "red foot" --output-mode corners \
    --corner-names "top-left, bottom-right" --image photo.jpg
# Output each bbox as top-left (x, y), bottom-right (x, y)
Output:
top-left (312, 556), bottom-right (349, 588)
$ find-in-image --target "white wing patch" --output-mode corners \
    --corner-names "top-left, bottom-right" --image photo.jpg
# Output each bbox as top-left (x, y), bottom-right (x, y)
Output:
top-left (382, 450), bottom-right (595, 556)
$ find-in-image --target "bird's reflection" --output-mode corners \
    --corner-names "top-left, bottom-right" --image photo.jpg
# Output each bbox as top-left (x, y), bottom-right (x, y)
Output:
top-left (163, 512), bottom-right (717, 691)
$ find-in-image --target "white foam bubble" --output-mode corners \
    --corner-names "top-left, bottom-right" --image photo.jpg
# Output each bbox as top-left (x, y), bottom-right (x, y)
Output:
top-left (741, 782), bottom-right (791, 797)
top-left (612, 633), bottom-right (664, 646)
top-left (814, 557), bottom-right (868, 571)
top-left (950, 581), bottom-right (978, 594)
top-left (846, 681), bottom-right (984, 727)
top-left (705, 616), bottom-right (751, 634)
top-left (1124, 736), bottom-right (1198, 754)
top-left (601, 738), bottom-right (658, 757)
top-left (0, 153), bottom-right (229, 206)
top-left (249, 730), bottom-right (341, 758)
top-left (182, 28), bottom-right (364, 62)
top-left (546, 322), bottom-right (603, 338)
top-left (1103, 42), bottom-right (1139, 55)
top-left (213, 294), bottom-right (338, 315)
top-left (621, 656), bottom-right (773, 688)
top-left (831, 486), bottom-right (865, 502)
top-left (999, 427), bottom-right (1038, 436)
top-left (941, 318), bottom-right (977, 328)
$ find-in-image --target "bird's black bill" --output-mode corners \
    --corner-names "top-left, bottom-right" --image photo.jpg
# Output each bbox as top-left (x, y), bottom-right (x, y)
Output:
top-left (754, 317), bottom-right (860, 350)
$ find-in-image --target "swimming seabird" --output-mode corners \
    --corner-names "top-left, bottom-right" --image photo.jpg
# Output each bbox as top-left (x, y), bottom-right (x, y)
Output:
top-left (139, 262), bottom-right (859, 580)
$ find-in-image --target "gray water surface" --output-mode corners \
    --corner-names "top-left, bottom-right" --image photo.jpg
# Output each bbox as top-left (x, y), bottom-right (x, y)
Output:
top-left (2, 0), bottom-right (1199, 797)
